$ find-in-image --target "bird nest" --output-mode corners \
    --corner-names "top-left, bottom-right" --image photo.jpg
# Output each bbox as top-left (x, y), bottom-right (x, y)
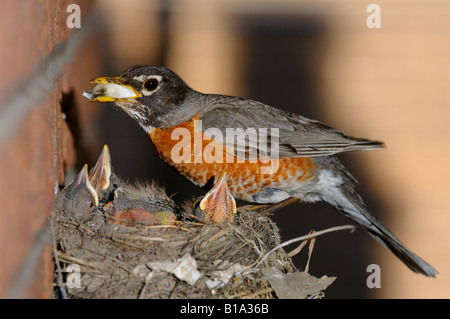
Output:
top-left (51, 206), bottom-right (337, 299)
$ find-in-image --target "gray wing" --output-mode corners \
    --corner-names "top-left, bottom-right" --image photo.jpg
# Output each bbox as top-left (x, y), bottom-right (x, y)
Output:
top-left (199, 95), bottom-right (385, 160)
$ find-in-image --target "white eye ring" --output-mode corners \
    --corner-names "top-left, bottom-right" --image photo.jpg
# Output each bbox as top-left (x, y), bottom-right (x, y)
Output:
top-left (133, 75), bottom-right (163, 96)
top-left (143, 78), bottom-right (159, 92)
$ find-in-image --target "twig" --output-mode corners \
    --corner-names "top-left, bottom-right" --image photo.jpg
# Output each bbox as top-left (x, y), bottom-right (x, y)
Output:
top-left (286, 229), bottom-right (316, 273)
top-left (111, 234), bottom-right (165, 242)
top-left (241, 287), bottom-right (274, 299)
top-left (286, 236), bottom-right (308, 258)
top-left (138, 273), bottom-right (154, 299)
top-left (57, 253), bottom-right (104, 270)
top-left (305, 232), bottom-right (316, 273)
top-left (228, 287), bottom-right (274, 299)
top-left (242, 224), bottom-right (355, 274)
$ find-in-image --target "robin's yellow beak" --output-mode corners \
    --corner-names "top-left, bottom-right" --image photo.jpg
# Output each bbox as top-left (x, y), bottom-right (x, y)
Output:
top-left (82, 77), bottom-right (140, 102)
top-left (88, 144), bottom-right (112, 192)
top-left (199, 172), bottom-right (237, 224)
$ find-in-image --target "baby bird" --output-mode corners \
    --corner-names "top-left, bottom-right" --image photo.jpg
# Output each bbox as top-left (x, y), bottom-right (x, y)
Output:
top-left (190, 172), bottom-right (237, 224)
top-left (56, 145), bottom-right (240, 227)
top-left (88, 144), bottom-right (121, 207)
top-left (88, 145), bottom-right (184, 226)
top-left (54, 164), bottom-right (99, 221)
top-left (105, 181), bottom-right (184, 226)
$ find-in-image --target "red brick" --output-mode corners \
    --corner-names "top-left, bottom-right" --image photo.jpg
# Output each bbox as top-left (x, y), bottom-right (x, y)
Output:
top-left (0, 0), bottom-right (102, 298)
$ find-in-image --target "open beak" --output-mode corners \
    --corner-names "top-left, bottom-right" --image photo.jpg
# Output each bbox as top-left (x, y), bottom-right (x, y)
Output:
top-left (73, 164), bottom-right (99, 207)
top-left (199, 172), bottom-right (237, 224)
top-left (82, 77), bottom-right (140, 102)
top-left (88, 145), bottom-right (112, 192)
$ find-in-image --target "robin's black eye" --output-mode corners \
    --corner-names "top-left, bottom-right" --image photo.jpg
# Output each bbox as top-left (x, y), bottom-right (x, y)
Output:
top-left (143, 78), bottom-right (159, 91)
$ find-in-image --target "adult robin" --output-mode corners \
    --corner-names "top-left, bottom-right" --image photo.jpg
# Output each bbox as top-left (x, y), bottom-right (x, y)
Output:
top-left (88, 144), bottom-right (184, 226)
top-left (54, 164), bottom-right (99, 221)
top-left (83, 65), bottom-right (438, 277)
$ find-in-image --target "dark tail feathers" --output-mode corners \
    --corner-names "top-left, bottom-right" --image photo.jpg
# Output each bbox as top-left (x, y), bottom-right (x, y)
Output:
top-left (327, 187), bottom-right (438, 278)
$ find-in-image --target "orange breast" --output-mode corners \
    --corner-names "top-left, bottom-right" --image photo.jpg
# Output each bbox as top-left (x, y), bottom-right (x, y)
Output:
top-left (148, 115), bottom-right (316, 201)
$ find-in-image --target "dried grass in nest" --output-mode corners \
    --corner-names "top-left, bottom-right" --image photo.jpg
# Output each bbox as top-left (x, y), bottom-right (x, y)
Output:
top-left (51, 206), bottom-right (343, 299)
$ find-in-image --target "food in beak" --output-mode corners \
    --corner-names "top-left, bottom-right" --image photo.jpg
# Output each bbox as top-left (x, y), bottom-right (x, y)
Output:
top-left (82, 82), bottom-right (139, 102)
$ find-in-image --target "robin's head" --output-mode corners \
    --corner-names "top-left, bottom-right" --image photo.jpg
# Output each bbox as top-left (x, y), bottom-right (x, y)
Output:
top-left (83, 66), bottom-right (200, 130)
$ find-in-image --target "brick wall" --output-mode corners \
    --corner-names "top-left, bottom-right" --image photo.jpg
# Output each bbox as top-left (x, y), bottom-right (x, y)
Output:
top-left (0, 0), bottom-right (101, 298)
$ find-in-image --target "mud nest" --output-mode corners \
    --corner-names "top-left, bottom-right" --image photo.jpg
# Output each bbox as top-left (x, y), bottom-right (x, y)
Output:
top-left (51, 206), bottom-right (336, 299)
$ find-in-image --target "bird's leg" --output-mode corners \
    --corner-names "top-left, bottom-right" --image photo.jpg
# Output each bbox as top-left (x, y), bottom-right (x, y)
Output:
top-left (238, 197), bottom-right (300, 214)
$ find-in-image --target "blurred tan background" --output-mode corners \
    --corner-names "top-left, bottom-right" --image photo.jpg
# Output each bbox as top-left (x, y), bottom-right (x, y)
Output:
top-left (80, 0), bottom-right (449, 298)
top-left (1, 0), bottom-right (448, 298)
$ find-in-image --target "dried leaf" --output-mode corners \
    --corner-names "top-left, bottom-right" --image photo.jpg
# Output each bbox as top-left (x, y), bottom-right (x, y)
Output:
top-left (264, 267), bottom-right (336, 299)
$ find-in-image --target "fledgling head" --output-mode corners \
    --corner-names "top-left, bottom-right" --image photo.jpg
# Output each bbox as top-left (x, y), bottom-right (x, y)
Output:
top-left (191, 172), bottom-right (237, 224)
top-left (88, 144), bottom-right (121, 206)
top-left (55, 165), bottom-right (99, 220)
